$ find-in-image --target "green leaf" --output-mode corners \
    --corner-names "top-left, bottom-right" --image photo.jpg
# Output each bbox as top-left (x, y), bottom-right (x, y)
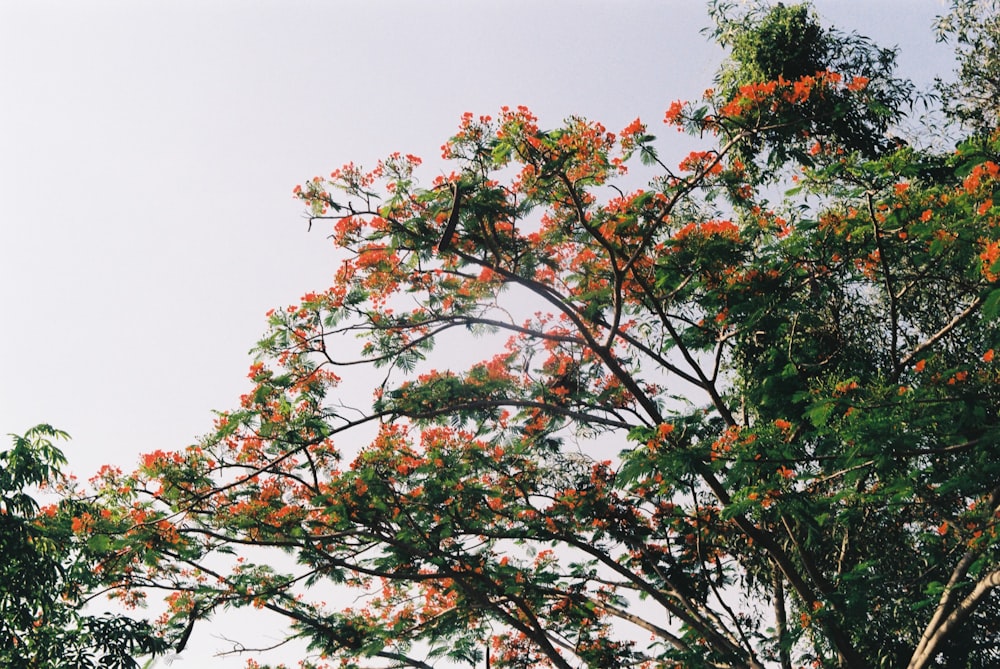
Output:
top-left (983, 287), bottom-right (1000, 320)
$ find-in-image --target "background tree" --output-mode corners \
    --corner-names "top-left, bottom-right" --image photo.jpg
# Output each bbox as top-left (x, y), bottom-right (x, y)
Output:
top-left (77, 2), bottom-right (1000, 668)
top-left (707, 0), bottom-right (913, 169)
top-left (934, 0), bottom-right (1000, 137)
top-left (0, 425), bottom-right (167, 668)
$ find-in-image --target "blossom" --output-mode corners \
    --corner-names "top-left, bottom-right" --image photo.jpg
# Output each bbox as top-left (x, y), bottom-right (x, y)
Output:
top-left (674, 219), bottom-right (740, 241)
top-left (846, 76), bottom-right (870, 92)
top-left (71, 512), bottom-right (94, 533)
top-left (981, 240), bottom-right (1000, 281)
top-left (621, 117), bottom-right (644, 136)
top-left (664, 100), bottom-right (685, 125)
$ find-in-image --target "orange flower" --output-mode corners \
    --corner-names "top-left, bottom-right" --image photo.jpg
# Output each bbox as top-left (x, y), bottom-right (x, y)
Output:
top-left (914, 359), bottom-right (927, 372)
top-left (981, 240), bottom-right (1000, 281)
top-left (846, 76), bottom-right (870, 92)
top-left (833, 380), bottom-right (859, 396)
top-left (664, 100), bottom-right (685, 125)
top-left (621, 117), bottom-right (644, 136)
top-left (984, 349), bottom-right (995, 363)
top-left (774, 419), bottom-right (792, 431)
top-left (788, 78), bottom-right (813, 103)
top-left (946, 371), bottom-right (968, 385)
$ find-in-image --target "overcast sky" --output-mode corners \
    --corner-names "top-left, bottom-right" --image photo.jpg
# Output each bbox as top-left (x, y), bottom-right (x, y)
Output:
top-left (0, 0), bottom-right (954, 664)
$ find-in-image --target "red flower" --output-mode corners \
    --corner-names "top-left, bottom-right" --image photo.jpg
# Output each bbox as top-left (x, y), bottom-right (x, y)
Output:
top-left (621, 117), bottom-right (644, 136)
top-left (846, 76), bottom-right (870, 92)
top-left (664, 101), bottom-right (685, 125)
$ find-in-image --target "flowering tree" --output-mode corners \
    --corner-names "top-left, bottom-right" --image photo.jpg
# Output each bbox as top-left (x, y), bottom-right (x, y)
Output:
top-left (77, 3), bottom-right (1000, 668)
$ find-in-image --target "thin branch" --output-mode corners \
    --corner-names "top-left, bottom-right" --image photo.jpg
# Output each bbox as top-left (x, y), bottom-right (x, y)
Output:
top-left (898, 295), bottom-right (985, 370)
top-left (866, 190), bottom-right (901, 376)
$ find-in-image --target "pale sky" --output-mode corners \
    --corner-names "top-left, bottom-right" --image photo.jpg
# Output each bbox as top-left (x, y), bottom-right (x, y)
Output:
top-left (0, 1), bottom-right (954, 665)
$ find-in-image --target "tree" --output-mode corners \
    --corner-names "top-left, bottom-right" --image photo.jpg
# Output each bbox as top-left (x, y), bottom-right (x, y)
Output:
top-left (707, 0), bottom-right (912, 168)
top-left (934, 0), bottom-right (1000, 137)
top-left (79, 2), bottom-right (1000, 668)
top-left (0, 425), bottom-right (167, 668)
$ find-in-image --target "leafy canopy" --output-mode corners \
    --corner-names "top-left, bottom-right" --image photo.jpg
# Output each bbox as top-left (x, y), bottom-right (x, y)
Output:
top-left (708, 0), bottom-right (912, 167)
top-left (71, 2), bottom-right (1000, 668)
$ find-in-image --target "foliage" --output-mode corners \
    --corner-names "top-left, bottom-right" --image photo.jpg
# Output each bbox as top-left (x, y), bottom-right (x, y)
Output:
top-left (75, 2), bottom-right (1000, 668)
top-left (0, 425), bottom-right (167, 668)
top-left (934, 0), bottom-right (1000, 136)
top-left (708, 1), bottom-right (912, 169)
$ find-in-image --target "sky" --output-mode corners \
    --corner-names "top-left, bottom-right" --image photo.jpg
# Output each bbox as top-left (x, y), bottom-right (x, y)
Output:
top-left (0, 0), bottom-right (955, 665)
